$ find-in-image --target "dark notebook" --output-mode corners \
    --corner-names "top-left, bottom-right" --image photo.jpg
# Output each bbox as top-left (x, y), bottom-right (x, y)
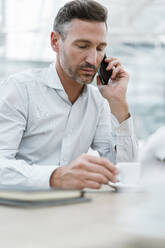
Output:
top-left (0, 185), bottom-right (90, 207)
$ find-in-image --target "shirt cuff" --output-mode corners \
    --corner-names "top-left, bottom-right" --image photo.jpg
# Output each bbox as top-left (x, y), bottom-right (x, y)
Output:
top-left (29, 165), bottom-right (59, 189)
top-left (111, 114), bottom-right (134, 136)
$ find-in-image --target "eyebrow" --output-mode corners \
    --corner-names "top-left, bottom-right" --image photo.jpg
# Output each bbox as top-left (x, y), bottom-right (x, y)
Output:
top-left (74, 39), bottom-right (107, 47)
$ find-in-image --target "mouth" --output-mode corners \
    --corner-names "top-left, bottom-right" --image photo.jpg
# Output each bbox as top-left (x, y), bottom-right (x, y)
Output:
top-left (80, 68), bottom-right (96, 75)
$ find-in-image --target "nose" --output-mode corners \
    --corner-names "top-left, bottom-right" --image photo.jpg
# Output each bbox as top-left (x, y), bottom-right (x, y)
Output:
top-left (85, 49), bottom-right (97, 66)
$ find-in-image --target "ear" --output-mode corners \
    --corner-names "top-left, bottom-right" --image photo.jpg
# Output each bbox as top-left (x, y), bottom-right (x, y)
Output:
top-left (50, 31), bottom-right (61, 52)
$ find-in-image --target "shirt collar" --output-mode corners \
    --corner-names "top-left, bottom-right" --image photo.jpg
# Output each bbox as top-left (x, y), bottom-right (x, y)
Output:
top-left (43, 62), bottom-right (88, 96)
top-left (43, 62), bottom-right (63, 90)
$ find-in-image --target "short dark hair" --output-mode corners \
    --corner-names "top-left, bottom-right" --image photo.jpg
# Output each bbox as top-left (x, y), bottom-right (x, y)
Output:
top-left (53, 0), bottom-right (108, 39)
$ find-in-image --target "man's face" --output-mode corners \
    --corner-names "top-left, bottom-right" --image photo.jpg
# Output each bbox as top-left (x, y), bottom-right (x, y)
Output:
top-left (57, 19), bottom-right (107, 85)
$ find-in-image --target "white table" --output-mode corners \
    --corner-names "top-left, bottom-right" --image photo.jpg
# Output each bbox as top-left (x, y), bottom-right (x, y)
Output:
top-left (0, 187), bottom-right (164, 248)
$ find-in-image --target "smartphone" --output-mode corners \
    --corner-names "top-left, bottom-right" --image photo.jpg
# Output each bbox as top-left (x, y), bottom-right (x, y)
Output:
top-left (98, 54), bottom-right (113, 85)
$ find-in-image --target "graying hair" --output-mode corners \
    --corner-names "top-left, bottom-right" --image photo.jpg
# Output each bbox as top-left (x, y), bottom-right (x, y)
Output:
top-left (53, 0), bottom-right (108, 39)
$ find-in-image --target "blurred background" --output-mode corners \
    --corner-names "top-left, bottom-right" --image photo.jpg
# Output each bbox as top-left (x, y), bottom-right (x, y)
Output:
top-left (0, 0), bottom-right (165, 139)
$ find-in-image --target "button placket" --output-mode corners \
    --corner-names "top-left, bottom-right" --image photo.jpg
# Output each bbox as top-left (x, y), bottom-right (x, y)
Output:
top-left (60, 105), bottom-right (74, 165)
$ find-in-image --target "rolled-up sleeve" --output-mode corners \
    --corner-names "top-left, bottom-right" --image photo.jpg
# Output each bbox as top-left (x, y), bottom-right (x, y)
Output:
top-left (91, 99), bottom-right (138, 163)
top-left (111, 114), bottom-right (138, 162)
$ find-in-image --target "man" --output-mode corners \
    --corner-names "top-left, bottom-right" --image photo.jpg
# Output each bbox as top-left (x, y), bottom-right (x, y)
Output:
top-left (0, 0), bottom-right (138, 189)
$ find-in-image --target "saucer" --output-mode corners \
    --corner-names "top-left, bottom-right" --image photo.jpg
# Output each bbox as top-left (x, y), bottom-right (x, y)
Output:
top-left (108, 181), bottom-right (142, 192)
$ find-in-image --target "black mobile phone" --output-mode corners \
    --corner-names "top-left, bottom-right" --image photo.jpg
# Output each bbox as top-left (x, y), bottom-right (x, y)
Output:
top-left (98, 55), bottom-right (113, 85)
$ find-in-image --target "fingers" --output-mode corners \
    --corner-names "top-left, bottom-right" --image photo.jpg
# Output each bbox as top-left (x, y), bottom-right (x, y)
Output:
top-left (111, 66), bottom-right (126, 80)
top-left (85, 154), bottom-right (118, 175)
top-left (81, 164), bottom-right (117, 183)
top-left (82, 180), bottom-right (101, 189)
top-left (80, 170), bottom-right (109, 184)
top-left (105, 57), bottom-right (129, 80)
top-left (73, 179), bottom-right (101, 190)
top-left (105, 58), bottom-right (121, 71)
top-left (78, 154), bottom-right (118, 183)
top-left (78, 168), bottom-right (117, 189)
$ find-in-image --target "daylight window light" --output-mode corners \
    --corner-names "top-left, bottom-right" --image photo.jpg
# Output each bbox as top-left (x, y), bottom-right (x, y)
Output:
top-left (159, 35), bottom-right (165, 44)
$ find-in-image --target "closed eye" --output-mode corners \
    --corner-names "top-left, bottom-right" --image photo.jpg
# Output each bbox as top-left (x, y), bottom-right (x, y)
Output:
top-left (77, 45), bottom-right (89, 49)
top-left (97, 46), bottom-right (105, 52)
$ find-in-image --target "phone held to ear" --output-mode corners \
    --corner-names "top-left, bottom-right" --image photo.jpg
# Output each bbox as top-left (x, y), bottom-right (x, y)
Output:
top-left (98, 54), bottom-right (113, 85)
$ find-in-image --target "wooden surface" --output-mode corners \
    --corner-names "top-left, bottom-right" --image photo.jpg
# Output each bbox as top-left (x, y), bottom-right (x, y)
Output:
top-left (0, 186), bottom-right (164, 248)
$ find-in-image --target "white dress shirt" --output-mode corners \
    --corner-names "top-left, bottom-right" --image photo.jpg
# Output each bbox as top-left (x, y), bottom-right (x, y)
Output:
top-left (0, 62), bottom-right (138, 188)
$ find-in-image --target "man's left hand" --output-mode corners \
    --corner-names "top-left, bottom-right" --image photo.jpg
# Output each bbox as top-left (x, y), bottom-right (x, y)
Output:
top-left (97, 56), bottom-right (130, 123)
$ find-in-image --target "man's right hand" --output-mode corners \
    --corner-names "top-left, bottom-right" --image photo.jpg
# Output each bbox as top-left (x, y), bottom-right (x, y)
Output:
top-left (50, 153), bottom-right (118, 189)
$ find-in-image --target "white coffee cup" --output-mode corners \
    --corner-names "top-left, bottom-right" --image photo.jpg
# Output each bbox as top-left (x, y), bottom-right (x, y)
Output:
top-left (116, 162), bottom-right (141, 185)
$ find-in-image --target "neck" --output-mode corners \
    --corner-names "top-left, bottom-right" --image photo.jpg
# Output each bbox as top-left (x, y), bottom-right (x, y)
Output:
top-left (56, 60), bottom-right (84, 104)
